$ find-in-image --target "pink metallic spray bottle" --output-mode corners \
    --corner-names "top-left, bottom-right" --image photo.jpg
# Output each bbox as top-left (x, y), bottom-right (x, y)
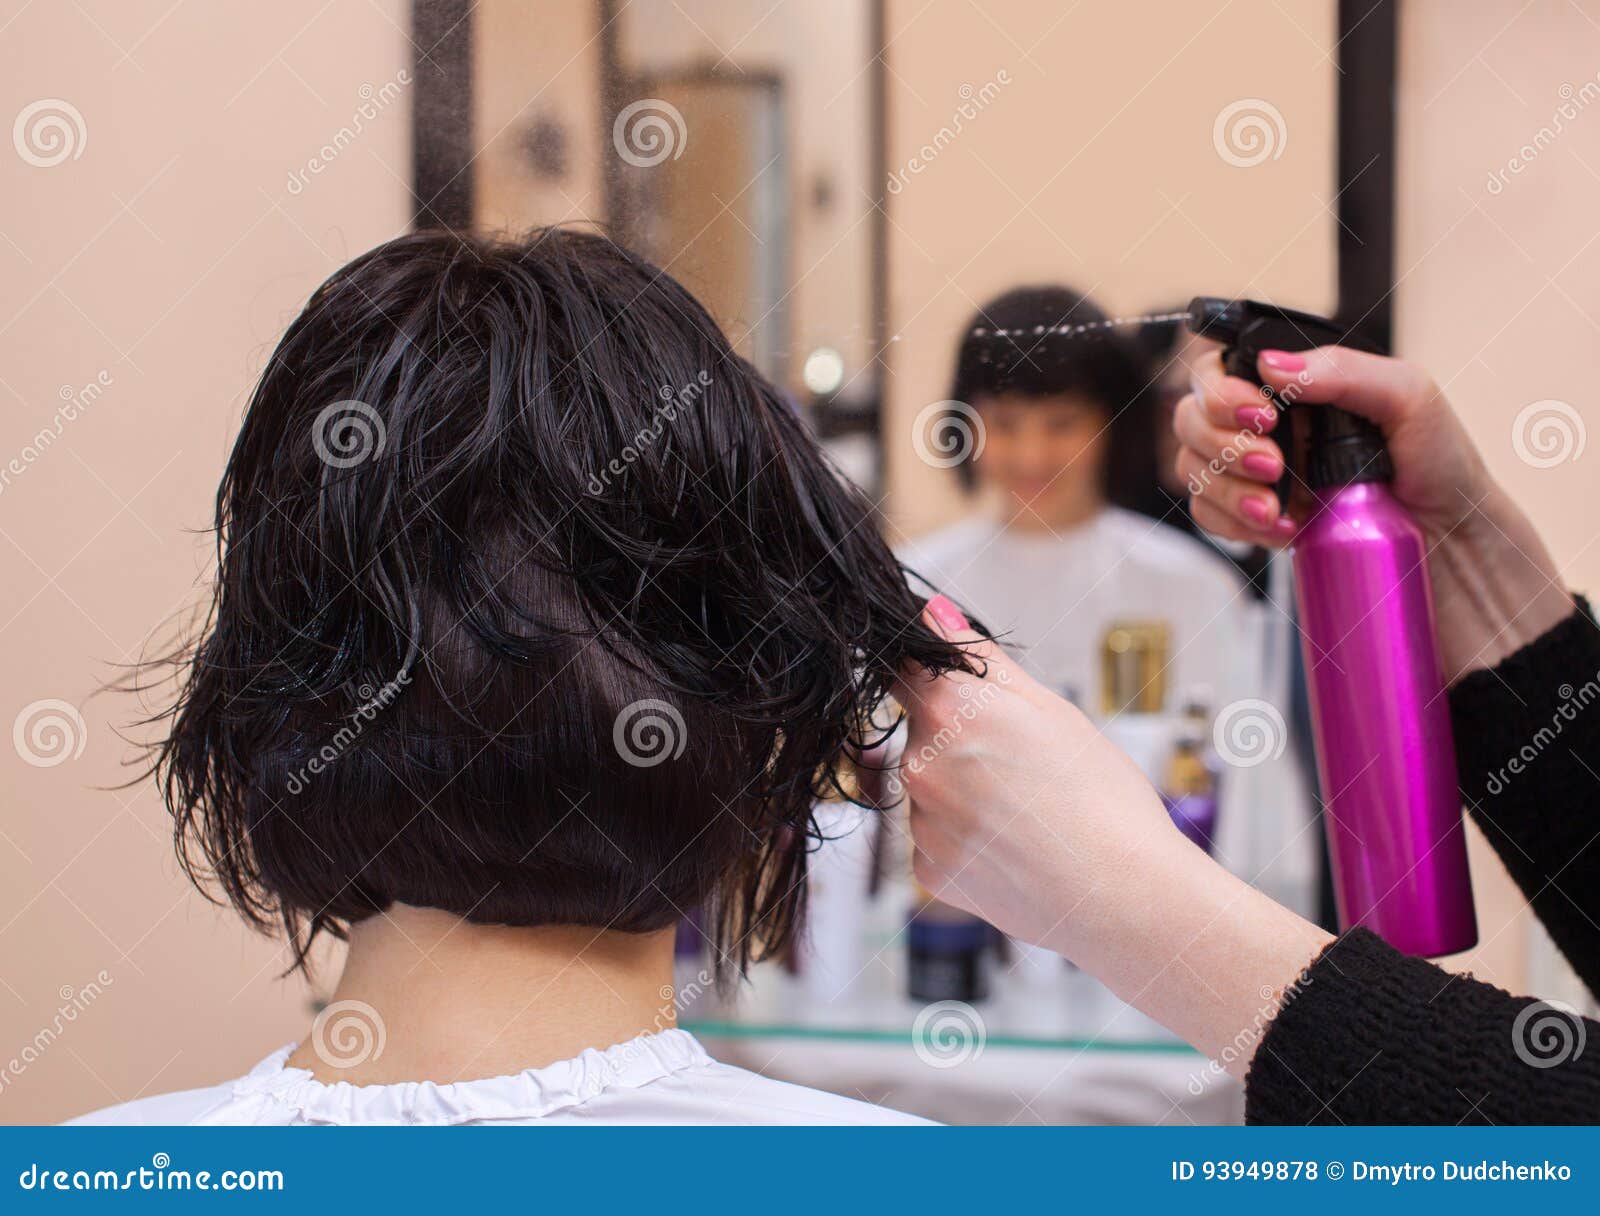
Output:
top-left (1186, 298), bottom-right (1477, 956)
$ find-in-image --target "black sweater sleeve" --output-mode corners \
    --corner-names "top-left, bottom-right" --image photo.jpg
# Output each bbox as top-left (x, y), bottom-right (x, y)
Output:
top-left (1245, 929), bottom-right (1600, 1122)
top-left (1245, 601), bottom-right (1600, 1124)
top-left (1454, 598), bottom-right (1600, 995)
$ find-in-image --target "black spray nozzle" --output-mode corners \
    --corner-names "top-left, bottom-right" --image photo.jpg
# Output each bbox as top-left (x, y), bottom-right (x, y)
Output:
top-left (1185, 296), bottom-right (1249, 344)
top-left (1184, 297), bottom-right (1391, 502)
top-left (1184, 296), bottom-right (1346, 361)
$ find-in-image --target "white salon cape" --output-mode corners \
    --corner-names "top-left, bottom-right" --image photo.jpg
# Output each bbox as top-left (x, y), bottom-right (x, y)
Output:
top-left (67, 1029), bottom-right (928, 1125)
top-left (898, 506), bottom-right (1315, 909)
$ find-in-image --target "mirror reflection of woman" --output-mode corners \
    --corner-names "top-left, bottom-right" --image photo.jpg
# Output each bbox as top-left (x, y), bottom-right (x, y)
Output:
top-left (898, 287), bottom-right (1313, 909)
top-left (897, 343), bottom-right (1600, 1122)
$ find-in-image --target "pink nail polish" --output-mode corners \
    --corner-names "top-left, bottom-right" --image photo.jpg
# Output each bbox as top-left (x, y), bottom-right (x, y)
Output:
top-left (1259, 350), bottom-right (1307, 373)
top-left (1240, 496), bottom-right (1274, 527)
top-left (1241, 453), bottom-right (1282, 480)
top-left (1274, 516), bottom-right (1299, 539)
top-left (1236, 406), bottom-right (1276, 432)
top-left (926, 594), bottom-right (970, 632)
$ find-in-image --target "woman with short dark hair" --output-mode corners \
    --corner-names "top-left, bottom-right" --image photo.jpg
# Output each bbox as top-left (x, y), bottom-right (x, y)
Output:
top-left (73, 228), bottom-right (974, 1125)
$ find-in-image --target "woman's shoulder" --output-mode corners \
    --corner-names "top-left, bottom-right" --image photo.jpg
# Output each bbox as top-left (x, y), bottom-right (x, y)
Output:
top-left (62, 1032), bottom-right (933, 1126)
top-left (65, 1079), bottom-right (242, 1125)
top-left (65, 1044), bottom-right (298, 1125)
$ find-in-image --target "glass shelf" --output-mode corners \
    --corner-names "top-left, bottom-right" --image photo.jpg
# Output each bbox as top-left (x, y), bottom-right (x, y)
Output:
top-left (671, 832), bottom-right (1232, 1057)
top-left (676, 948), bottom-right (1200, 1055)
top-left (681, 1017), bottom-right (1195, 1054)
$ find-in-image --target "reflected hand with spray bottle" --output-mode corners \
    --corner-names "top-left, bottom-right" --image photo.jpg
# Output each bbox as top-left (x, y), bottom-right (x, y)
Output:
top-left (900, 326), bottom-right (1585, 1118)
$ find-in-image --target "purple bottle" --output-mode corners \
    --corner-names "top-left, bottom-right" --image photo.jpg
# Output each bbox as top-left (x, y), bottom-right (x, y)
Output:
top-left (1186, 299), bottom-right (1478, 957)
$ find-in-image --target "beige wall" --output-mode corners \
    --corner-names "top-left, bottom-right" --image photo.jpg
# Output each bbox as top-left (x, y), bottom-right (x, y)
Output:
top-left (0, 0), bottom-right (409, 1123)
top-left (474, 1), bottom-right (605, 234)
top-left (881, 0), bottom-right (1339, 538)
top-left (474, 0), bottom-right (879, 387)
top-left (619, 0), bottom-right (878, 380)
top-left (1397, 1), bottom-right (1600, 596)
top-left (1396, 0), bottom-right (1600, 999)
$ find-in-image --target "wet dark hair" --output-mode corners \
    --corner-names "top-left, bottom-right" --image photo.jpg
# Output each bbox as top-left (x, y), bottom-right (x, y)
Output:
top-left (151, 227), bottom-right (975, 978)
top-left (946, 285), bottom-right (1163, 516)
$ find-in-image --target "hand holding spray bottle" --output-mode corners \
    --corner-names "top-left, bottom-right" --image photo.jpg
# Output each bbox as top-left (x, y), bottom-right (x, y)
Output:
top-left (1185, 298), bottom-right (1477, 957)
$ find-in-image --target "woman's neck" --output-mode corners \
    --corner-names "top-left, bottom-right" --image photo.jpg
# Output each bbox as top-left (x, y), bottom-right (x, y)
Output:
top-left (286, 906), bottom-right (678, 1085)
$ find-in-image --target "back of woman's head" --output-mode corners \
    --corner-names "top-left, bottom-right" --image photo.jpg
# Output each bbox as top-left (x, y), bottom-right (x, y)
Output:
top-left (156, 227), bottom-right (973, 976)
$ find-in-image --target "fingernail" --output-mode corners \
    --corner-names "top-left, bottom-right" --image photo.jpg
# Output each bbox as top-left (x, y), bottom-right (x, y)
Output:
top-left (1240, 496), bottom-right (1275, 527)
top-left (1241, 452), bottom-right (1282, 481)
top-left (1274, 516), bottom-right (1299, 539)
top-left (927, 594), bottom-right (970, 632)
top-left (1260, 350), bottom-right (1306, 373)
top-left (1236, 405), bottom-right (1276, 432)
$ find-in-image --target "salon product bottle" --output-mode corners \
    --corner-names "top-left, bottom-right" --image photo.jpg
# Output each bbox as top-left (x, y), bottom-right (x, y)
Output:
top-left (1181, 692), bottom-right (1224, 791)
top-left (1162, 724), bottom-right (1218, 854)
top-left (674, 910), bottom-right (706, 962)
top-left (1185, 298), bottom-right (1476, 956)
top-left (1098, 620), bottom-right (1177, 784)
top-left (802, 796), bottom-right (875, 1004)
top-left (906, 894), bottom-right (989, 1003)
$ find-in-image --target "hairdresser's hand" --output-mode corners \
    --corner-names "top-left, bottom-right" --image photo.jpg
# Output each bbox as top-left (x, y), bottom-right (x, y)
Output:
top-left (895, 596), bottom-right (1192, 959)
top-left (896, 595), bottom-right (1332, 1070)
top-left (1175, 347), bottom-right (1572, 679)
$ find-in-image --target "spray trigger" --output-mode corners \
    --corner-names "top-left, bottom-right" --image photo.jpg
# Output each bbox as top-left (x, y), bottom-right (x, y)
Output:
top-left (1184, 298), bottom-right (1389, 510)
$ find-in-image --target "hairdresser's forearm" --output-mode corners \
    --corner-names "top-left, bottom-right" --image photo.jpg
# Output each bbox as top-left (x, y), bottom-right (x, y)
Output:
top-left (1052, 846), bottom-right (1331, 1077)
top-left (1432, 485), bottom-right (1572, 682)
